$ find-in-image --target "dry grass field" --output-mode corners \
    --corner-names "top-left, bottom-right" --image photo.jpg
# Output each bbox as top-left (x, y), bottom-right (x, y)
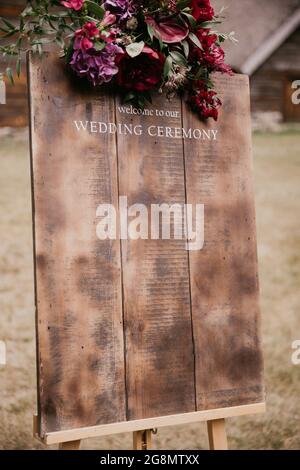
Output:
top-left (0, 128), bottom-right (300, 450)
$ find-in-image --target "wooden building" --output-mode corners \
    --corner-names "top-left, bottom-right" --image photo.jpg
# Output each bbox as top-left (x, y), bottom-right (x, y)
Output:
top-left (215, 0), bottom-right (300, 123)
top-left (0, 0), bottom-right (300, 127)
top-left (0, 1), bottom-right (27, 127)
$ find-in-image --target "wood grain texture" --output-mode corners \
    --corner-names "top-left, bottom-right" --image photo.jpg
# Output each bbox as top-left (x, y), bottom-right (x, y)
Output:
top-left (28, 53), bottom-right (264, 437)
top-left (28, 53), bottom-right (126, 434)
top-left (182, 74), bottom-right (265, 411)
top-left (116, 94), bottom-right (196, 420)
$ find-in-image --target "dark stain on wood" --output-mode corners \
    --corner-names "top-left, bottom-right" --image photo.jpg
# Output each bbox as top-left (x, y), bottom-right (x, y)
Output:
top-left (28, 54), bottom-right (264, 435)
top-left (182, 74), bottom-right (265, 412)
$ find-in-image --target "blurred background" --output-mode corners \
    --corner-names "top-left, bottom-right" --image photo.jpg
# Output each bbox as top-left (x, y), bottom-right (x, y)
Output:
top-left (0, 0), bottom-right (300, 450)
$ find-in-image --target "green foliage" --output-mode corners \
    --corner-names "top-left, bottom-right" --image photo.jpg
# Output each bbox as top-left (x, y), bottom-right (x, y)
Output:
top-left (0, 0), bottom-right (85, 81)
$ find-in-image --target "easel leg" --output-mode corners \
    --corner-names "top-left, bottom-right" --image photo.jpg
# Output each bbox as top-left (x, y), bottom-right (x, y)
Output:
top-left (207, 419), bottom-right (228, 450)
top-left (133, 430), bottom-right (152, 450)
top-left (59, 440), bottom-right (81, 450)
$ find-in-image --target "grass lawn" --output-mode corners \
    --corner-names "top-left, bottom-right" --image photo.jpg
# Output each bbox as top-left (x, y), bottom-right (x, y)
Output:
top-left (0, 130), bottom-right (300, 449)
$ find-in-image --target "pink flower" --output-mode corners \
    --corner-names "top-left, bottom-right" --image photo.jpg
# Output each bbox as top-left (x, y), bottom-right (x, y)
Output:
top-left (82, 22), bottom-right (100, 38)
top-left (74, 36), bottom-right (93, 51)
top-left (61, 0), bottom-right (84, 11)
top-left (74, 22), bottom-right (100, 51)
top-left (145, 16), bottom-right (189, 44)
top-left (100, 28), bottom-right (120, 43)
top-left (101, 11), bottom-right (117, 27)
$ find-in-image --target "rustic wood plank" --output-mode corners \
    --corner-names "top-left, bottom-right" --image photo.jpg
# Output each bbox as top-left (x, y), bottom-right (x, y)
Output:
top-left (182, 74), bottom-right (265, 411)
top-left (28, 53), bottom-right (126, 434)
top-left (115, 94), bottom-right (196, 420)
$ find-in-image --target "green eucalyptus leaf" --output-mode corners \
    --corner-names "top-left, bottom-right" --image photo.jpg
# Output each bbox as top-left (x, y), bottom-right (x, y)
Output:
top-left (182, 40), bottom-right (189, 59)
top-left (147, 24), bottom-right (154, 41)
top-left (201, 20), bottom-right (222, 28)
top-left (1, 18), bottom-right (16, 31)
top-left (181, 12), bottom-right (196, 29)
top-left (1, 30), bottom-right (17, 38)
top-left (85, 1), bottom-right (105, 20)
top-left (163, 55), bottom-right (173, 79)
top-left (55, 36), bottom-right (65, 48)
top-left (21, 5), bottom-right (33, 17)
top-left (188, 32), bottom-right (203, 50)
top-left (158, 35), bottom-right (164, 51)
top-left (16, 58), bottom-right (21, 77)
top-left (6, 67), bottom-right (14, 85)
top-left (126, 41), bottom-right (145, 58)
top-left (170, 51), bottom-right (187, 67)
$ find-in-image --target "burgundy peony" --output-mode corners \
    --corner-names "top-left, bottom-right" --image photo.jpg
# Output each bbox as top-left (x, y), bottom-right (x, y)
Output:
top-left (116, 46), bottom-right (165, 92)
top-left (189, 0), bottom-right (215, 22)
top-left (61, 0), bottom-right (84, 11)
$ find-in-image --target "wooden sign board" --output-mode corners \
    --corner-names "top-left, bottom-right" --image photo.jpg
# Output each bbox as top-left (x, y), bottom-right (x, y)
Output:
top-left (28, 53), bottom-right (265, 443)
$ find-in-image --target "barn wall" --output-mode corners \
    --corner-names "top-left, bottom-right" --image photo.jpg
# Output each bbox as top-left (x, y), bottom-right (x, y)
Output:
top-left (0, 1), bottom-right (28, 127)
top-left (250, 27), bottom-right (300, 120)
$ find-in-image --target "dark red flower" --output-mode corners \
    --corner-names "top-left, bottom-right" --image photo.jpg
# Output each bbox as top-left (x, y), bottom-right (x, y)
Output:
top-left (192, 28), bottom-right (233, 74)
top-left (205, 44), bottom-right (233, 74)
top-left (189, 0), bottom-right (215, 22)
top-left (82, 22), bottom-right (100, 38)
top-left (116, 46), bottom-right (165, 92)
top-left (189, 80), bottom-right (221, 121)
top-left (195, 27), bottom-right (218, 50)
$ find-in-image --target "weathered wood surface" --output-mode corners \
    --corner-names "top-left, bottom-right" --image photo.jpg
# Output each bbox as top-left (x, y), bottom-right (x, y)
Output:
top-left (116, 94), bottom-right (195, 420)
top-left (183, 74), bottom-right (264, 411)
top-left (28, 53), bottom-right (126, 434)
top-left (28, 53), bottom-right (264, 436)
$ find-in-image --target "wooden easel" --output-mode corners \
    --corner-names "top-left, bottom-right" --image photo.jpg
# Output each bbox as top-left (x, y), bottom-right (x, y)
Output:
top-left (34, 403), bottom-right (265, 450)
top-left (34, 415), bottom-right (228, 450)
top-left (133, 429), bottom-right (153, 450)
top-left (132, 420), bottom-right (228, 450)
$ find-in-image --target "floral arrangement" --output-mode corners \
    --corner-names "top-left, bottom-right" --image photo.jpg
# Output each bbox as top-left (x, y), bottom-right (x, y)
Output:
top-left (0, 1), bottom-right (236, 120)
